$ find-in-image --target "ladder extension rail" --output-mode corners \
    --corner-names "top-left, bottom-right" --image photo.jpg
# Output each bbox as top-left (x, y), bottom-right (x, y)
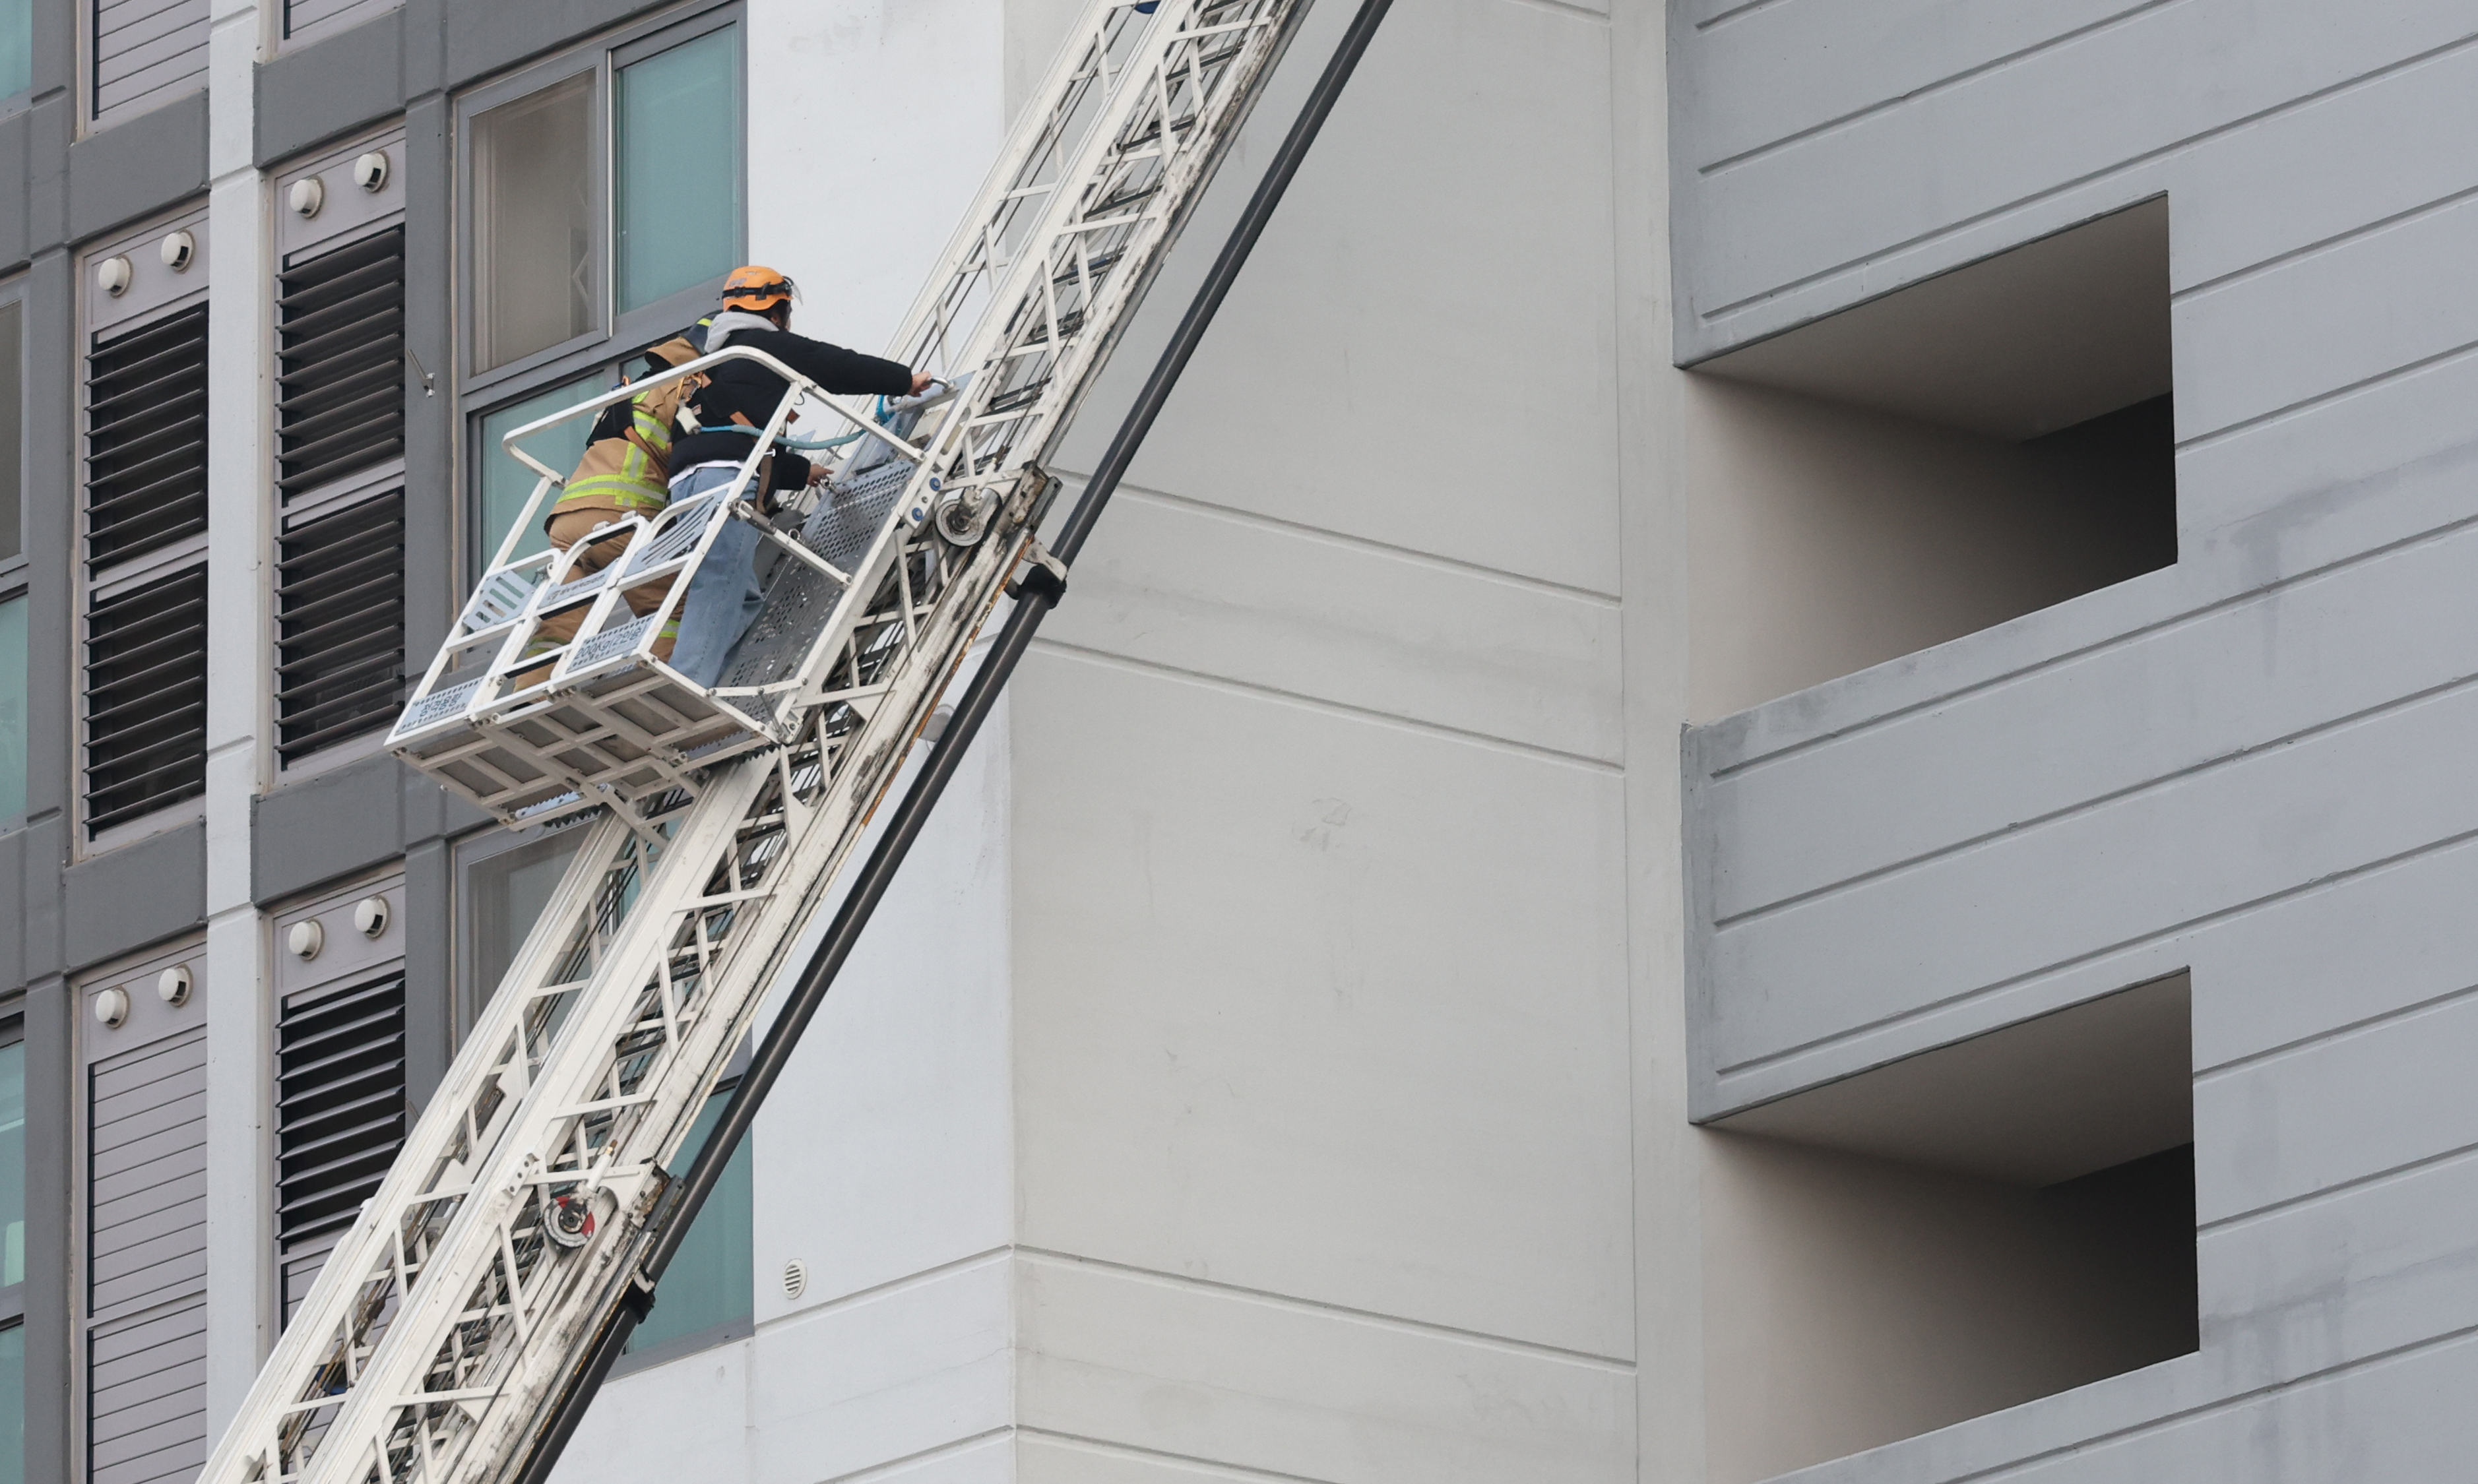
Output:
top-left (205, 2), bottom-right (1310, 1482)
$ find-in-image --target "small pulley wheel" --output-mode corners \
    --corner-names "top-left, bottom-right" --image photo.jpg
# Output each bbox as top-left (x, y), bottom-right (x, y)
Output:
top-left (933, 489), bottom-right (996, 547)
top-left (546, 1189), bottom-right (598, 1249)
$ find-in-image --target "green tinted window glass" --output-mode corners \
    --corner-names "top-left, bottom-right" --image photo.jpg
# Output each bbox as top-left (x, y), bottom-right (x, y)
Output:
top-left (0, 0), bottom-right (28, 100)
top-left (0, 1042), bottom-right (19, 1290)
top-left (616, 28), bottom-right (741, 313)
top-left (461, 830), bottom-right (585, 1037)
top-left (626, 1088), bottom-right (751, 1355)
top-left (0, 1323), bottom-right (20, 1484)
top-left (0, 598), bottom-right (22, 822)
top-left (476, 377), bottom-right (600, 576)
top-left (0, 302), bottom-right (20, 561)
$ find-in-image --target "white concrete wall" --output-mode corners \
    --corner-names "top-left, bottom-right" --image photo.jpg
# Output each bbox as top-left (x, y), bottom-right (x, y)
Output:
top-left (1008, 0), bottom-right (1633, 1479)
top-left (575, 0), bottom-right (1664, 1479)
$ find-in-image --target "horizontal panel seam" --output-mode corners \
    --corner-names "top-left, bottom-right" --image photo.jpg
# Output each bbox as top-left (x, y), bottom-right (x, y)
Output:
top-left (2199, 1136), bottom-right (2478, 1236)
top-left (1030, 638), bottom-right (1628, 774)
top-left (1500, 0), bottom-right (1608, 25)
top-left (1696, 0), bottom-right (2182, 177)
top-left (1018, 1427), bottom-right (1341, 1484)
top-left (1711, 664), bottom-right (2478, 928)
top-left (1076, 476), bottom-right (1622, 605)
top-left (1711, 817), bottom-right (2478, 1082)
top-left (1924, 1323), bottom-right (2478, 1483)
top-left (1694, 0), bottom-right (1793, 34)
top-left (1692, 26), bottom-right (2478, 327)
top-left (819, 1428), bottom-right (1013, 1484)
top-left (749, 1245), bottom-right (1011, 1336)
top-left (2195, 977), bottom-right (2478, 1081)
top-left (1017, 1245), bottom-right (1636, 1371)
top-left (1705, 481), bottom-right (2478, 779)
top-left (2180, 328), bottom-right (2478, 450)
top-left (2176, 179), bottom-right (2478, 301)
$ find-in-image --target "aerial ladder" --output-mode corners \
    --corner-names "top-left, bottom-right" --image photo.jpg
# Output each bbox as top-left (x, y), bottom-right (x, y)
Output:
top-left (199, 0), bottom-right (1392, 1481)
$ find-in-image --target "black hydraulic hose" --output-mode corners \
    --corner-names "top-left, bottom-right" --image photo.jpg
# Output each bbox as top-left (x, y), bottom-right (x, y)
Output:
top-left (509, 1), bottom-right (1393, 1475)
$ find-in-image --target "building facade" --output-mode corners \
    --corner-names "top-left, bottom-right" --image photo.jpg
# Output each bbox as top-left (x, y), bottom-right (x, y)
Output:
top-left (0, 0), bottom-right (2461, 1480)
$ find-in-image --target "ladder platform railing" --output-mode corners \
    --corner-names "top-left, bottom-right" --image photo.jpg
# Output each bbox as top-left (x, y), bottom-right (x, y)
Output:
top-left (207, 4), bottom-right (1312, 1481)
top-left (387, 348), bottom-right (941, 826)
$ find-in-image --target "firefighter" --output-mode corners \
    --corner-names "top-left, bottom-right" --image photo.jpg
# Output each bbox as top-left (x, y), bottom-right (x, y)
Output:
top-left (516, 334), bottom-right (701, 683)
top-left (665, 265), bottom-right (931, 687)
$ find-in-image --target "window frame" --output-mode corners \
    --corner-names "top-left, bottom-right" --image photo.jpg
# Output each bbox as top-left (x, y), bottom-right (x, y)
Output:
top-left (0, 277), bottom-right (30, 838)
top-left (449, 819), bottom-right (592, 1045)
top-left (451, 2), bottom-right (745, 600)
top-left (453, 2), bottom-right (744, 398)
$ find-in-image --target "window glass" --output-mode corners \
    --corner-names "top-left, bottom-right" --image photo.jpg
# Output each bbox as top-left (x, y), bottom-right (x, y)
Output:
top-left (0, 0), bottom-right (26, 100)
top-left (462, 828), bottom-right (586, 1035)
top-left (476, 375), bottom-right (600, 574)
top-left (627, 1087), bottom-right (751, 1354)
top-left (0, 598), bottom-right (22, 822)
top-left (0, 302), bottom-right (18, 562)
top-left (616, 28), bottom-right (742, 313)
top-left (472, 74), bottom-right (594, 370)
top-left (0, 1041), bottom-right (19, 1289)
top-left (0, 1323), bottom-right (19, 1484)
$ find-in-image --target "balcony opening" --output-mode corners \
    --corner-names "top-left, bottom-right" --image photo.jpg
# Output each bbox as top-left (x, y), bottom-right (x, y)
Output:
top-left (1701, 972), bottom-right (2197, 1484)
top-left (1686, 197), bottom-right (2175, 720)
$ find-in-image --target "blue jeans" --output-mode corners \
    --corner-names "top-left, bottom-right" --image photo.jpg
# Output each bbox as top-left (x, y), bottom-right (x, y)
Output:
top-left (667, 465), bottom-right (765, 688)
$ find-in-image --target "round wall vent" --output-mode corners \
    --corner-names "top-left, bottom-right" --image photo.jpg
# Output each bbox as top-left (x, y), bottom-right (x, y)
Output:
top-left (782, 1259), bottom-right (808, 1301)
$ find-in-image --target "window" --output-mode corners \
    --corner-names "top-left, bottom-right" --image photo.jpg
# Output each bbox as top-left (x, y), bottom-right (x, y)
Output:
top-left (623, 1083), bottom-right (751, 1361)
top-left (0, 0), bottom-right (28, 100)
top-left (0, 301), bottom-right (19, 561)
top-left (615, 27), bottom-right (742, 314)
top-left (472, 76), bottom-right (595, 371)
top-left (0, 598), bottom-right (21, 822)
top-left (453, 822), bottom-right (588, 1039)
top-left (0, 1027), bottom-right (20, 1484)
top-left (474, 374), bottom-right (598, 576)
top-left (462, 11), bottom-right (742, 377)
top-left (0, 296), bottom-right (21, 828)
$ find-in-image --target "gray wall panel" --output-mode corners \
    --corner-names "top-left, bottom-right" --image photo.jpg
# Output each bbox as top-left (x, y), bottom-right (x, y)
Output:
top-left (0, 109), bottom-right (26, 271)
top-left (1678, 7), bottom-right (2478, 1476)
top-left (2192, 989), bottom-right (2478, 1224)
top-left (253, 9), bottom-right (403, 166)
top-left (1670, 1), bottom-right (2478, 358)
top-left (61, 822), bottom-right (203, 975)
top-left (1700, 516), bottom-right (2478, 926)
top-left (250, 752), bottom-right (404, 904)
top-left (63, 88), bottom-right (205, 242)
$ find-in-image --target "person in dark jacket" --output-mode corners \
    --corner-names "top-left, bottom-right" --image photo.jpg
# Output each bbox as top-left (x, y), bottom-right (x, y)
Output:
top-left (666, 264), bottom-right (933, 687)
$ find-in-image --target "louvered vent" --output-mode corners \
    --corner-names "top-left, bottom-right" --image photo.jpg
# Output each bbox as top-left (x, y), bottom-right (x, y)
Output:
top-left (276, 972), bottom-right (406, 1245)
top-left (276, 491), bottom-right (406, 761)
top-left (84, 565), bottom-right (207, 834)
top-left (85, 305), bottom-right (208, 572)
top-left (277, 228), bottom-right (406, 501)
top-left (88, 1026), bottom-right (209, 1484)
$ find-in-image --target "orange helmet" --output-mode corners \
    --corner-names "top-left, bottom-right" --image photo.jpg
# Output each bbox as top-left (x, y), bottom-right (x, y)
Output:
top-left (720, 264), bottom-right (798, 313)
